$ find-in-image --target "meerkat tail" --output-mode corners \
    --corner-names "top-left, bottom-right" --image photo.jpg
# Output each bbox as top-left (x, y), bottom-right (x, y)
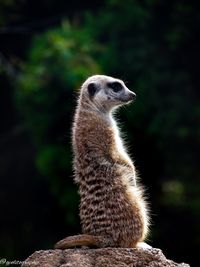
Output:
top-left (54, 234), bottom-right (111, 249)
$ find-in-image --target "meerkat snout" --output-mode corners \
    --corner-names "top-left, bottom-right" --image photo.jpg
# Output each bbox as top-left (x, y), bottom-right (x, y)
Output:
top-left (117, 85), bottom-right (136, 104)
top-left (123, 91), bottom-right (136, 102)
top-left (130, 91), bottom-right (137, 99)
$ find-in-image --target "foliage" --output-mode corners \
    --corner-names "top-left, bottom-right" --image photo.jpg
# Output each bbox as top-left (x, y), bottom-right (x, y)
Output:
top-left (16, 22), bottom-right (101, 221)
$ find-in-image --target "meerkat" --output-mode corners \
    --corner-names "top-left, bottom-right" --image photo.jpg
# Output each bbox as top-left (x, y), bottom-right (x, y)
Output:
top-left (55, 75), bottom-right (150, 249)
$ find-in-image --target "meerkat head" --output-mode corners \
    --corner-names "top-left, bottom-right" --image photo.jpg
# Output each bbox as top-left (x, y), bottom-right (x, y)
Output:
top-left (80, 75), bottom-right (136, 112)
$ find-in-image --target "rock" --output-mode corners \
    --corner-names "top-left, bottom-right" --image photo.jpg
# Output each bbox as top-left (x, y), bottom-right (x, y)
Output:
top-left (22, 247), bottom-right (190, 267)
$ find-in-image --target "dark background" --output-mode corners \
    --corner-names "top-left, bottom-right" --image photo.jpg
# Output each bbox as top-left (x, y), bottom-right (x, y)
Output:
top-left (0, 0), bottom-right (199, 266)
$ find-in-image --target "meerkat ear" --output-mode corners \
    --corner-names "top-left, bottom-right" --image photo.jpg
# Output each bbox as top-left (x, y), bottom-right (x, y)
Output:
top-left (87, 83), bottom-right (98, 98)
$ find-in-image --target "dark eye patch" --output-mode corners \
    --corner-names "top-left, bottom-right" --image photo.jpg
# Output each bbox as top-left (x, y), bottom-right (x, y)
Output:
top-left (88, 83), bottom-right (98, 98)
top-left (108, 81), bottom-right (123, 92)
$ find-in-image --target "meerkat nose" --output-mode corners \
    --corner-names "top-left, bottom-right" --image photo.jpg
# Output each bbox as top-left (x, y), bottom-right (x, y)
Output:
top-left (129, 91), bottom-right (136, 100)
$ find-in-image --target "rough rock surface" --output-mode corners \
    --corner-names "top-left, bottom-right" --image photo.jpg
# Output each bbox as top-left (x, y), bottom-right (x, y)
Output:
top-left (22, 248), bottom-right (190, 267)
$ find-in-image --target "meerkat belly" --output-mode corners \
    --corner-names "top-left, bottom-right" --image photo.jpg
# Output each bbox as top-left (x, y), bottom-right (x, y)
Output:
top-left (79, 170), bottom-right (144, 247)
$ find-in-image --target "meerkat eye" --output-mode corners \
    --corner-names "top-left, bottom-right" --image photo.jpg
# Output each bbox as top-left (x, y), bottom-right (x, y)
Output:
top-left (108, 82), bottom-right (123, 93)
top-left (87, 83), bottom-right (98, 98)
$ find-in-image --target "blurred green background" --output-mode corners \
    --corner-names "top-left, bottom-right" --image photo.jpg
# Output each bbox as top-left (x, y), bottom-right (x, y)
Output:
top-left (0, 0), bottom-right (199, 266)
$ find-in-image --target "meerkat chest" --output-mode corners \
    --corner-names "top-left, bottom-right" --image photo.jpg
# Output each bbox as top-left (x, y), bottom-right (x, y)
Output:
top-left (115, 134), bottom-right (130, 161)
top-left (112, 121), bottom-right (133, 167)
